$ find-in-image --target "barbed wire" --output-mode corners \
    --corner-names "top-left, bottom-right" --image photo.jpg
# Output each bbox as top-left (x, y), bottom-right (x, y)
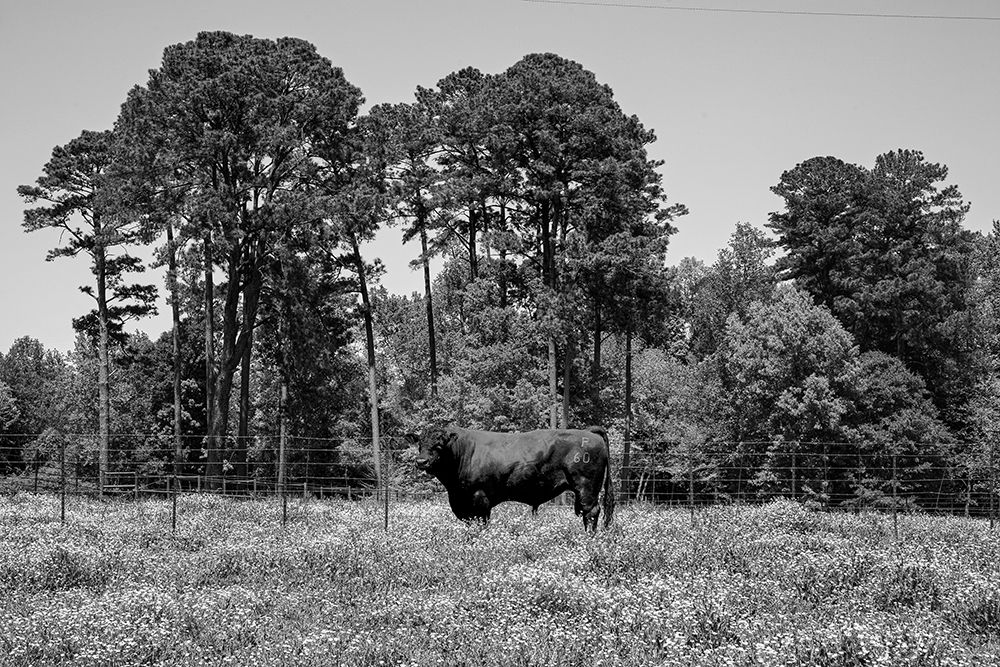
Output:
top-left (4, 434), bottom-right (996, 504)
top-left (3, 433), bottom-right (999, 449)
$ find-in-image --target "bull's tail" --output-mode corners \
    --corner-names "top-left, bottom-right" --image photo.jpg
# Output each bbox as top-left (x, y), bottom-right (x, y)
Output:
top-left (587, 425), bottom-right (615, 529)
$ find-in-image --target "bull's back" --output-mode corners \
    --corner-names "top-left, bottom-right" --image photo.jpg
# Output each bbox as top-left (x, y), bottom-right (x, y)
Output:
top-left (462, 428), bottom-right (605, 466)
top-left (456, 428), bottom-right (607, 504)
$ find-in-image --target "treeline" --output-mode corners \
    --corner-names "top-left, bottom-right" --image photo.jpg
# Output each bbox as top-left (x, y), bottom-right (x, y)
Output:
top-left (4, 31), bottom-right (999, 508)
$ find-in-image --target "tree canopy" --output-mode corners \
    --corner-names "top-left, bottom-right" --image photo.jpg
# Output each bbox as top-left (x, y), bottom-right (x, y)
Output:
top-left (768, 150), bottom-right (979, 422)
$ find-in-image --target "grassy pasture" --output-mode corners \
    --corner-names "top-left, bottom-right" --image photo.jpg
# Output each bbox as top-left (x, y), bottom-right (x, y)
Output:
top-left (0, 495), bottom-right (998, 666)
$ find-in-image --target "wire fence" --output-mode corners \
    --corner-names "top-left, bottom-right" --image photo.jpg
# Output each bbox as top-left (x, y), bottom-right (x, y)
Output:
top-left (0, 433), bottom-right (997, 530)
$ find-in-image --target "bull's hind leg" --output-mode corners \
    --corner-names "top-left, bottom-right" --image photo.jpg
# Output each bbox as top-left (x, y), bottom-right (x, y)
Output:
top-left (575, 484), bottom-right (601, 533)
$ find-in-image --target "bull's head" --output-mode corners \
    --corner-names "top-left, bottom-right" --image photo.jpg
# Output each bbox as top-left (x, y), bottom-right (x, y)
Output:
top-left (408, 427), bottom-right (455, 475)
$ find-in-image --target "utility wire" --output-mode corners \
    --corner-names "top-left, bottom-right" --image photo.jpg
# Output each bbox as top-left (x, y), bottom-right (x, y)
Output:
top-left (519, 0), bottom-right (1000, 21)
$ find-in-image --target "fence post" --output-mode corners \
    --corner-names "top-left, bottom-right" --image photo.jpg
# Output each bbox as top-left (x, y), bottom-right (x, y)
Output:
top-left (822, 441), bottom-right (830, 509)
top-left (991, 439), bottom-right (996, 532)
top-left (33, 455), bottom-right (39, 494)
top-left (790, 441), bottom-right (797, 501)
top-left (892, 452), bottom-right (899, 541)
top-left (736, 447), bottom-right (744, 505)
top-left (60, 438), bottom-right (66, 524)
top-left (279, 385), bottom-right (288, 528)
top-left (383, 439), bottom-right (390, 532)
top-left (688, 446), bottom-right (695, 525)
top-left (171, 474), bottom-right (178, 534)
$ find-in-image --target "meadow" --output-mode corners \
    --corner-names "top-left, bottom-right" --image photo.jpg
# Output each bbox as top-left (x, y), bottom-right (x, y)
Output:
top-left (0, 494), bottom-right (998, 666)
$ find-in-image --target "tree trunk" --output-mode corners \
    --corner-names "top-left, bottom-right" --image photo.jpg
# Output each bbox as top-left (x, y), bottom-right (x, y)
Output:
top-left (548, 339), bottom-right (558, 429)
top-left (623, 323), bottom-right (633, 500)
top-left (420, 226), bottom-right (438, 397)
top-left (205, 243), bottom-right (238, 488)
top-left (236, 326), bottom-right (252, 477)
top-left (276, 291), bottom-right (289, 494)
top-left (541, 200), bottom-right (558, 430)
top-left (206, 242), bottom-right (261, 489)
top-left (468, 205), bottom-right (478, 281)
top-left (167, 222), bottom-right (182, 475)
top-left (481, 198), bottom-right (491, 264)
top-left (351, 234), bottom-right (381, 490)
top-left (203, 231), bottom-right (215, 453)
top-left (96, 239), bottom-right (110, 493)
top-left (591, 298), bottom-right (602, 424)
top-left (208, 362), bottom-right (235, 488)
top-left (498, 202), bottom-right (507, 309)
top-left (236, 242), bottom-right (258, 478)
top-left (561, 337), bottom-right (573, 429)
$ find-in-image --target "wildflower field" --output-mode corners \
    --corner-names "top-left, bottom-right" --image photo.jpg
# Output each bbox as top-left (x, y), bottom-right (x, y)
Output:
top-left (0, 495), bottom-right (998, 666)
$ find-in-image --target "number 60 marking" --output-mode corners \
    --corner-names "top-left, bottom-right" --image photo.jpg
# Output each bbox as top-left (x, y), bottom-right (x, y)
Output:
top-left (573, 451), bottom-right (591, 463)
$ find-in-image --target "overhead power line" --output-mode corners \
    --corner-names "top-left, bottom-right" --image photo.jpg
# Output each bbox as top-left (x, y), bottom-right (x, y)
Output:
top-left (519, 0), bottom-right (1000, 21)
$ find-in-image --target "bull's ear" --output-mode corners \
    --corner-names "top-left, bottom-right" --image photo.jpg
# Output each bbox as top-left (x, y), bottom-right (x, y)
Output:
top-left (403, 433), bottom-right (420, 446)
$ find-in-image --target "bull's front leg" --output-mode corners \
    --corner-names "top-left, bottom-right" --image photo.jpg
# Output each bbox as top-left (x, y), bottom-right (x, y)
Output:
top-left (448, 490), bottom-right (471, 520)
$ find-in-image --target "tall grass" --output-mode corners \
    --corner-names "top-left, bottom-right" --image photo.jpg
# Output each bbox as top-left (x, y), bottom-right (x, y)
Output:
top-left (0, 494), bottom-right (998, 666)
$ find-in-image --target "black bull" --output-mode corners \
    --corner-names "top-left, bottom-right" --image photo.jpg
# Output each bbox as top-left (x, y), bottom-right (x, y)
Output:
top-left (409, 426), bottom-right (615, 531)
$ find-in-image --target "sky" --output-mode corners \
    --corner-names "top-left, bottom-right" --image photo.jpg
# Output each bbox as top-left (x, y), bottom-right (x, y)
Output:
top-left (1, 0), bottom-right (997, 353)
